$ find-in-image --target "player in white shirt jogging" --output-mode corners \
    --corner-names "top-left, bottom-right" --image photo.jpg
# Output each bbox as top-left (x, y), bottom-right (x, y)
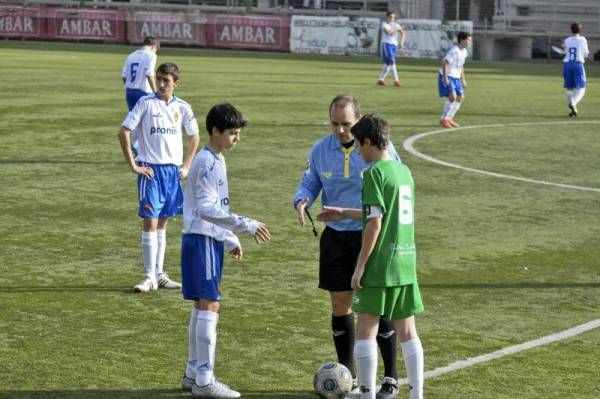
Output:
top-left (180, 103), bottom-right (270, 398)
top-left (121, 36), bottom-right (160, 154)
top-left (118, 62), bottom-right (200, 293)
top-left (563, 22), bottom-right (589, 117)
top-left (378, 12), bottom-right (405, 87)
top-left (438, 32), bottom-right (471, 128)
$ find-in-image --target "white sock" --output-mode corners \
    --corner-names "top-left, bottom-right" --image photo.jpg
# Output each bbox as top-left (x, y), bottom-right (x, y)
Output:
top-left (448, 101), bottom-right (462, 119)
top-left (441, 100), bottom-right (453, 120)
top-left (566, 90), bottom-right (573, 105)
top-left (392, 65), bottom-right (399, 81)
top-left (185, 307), bottom-right (200, 378)
top-left (141, 231), bottom-right (157, 279)
top-left (401, 337), bottom-right (424, 399)
top-left (572, 88), bottom-right (586, 106)
top-left (155, 229), bottom-right (166, 277)
top-left (354, 339), bottom-right (377, 399)
top-left (379, 65), bottom-right (389, 81)
top-left (195, 310), bottom-right (219, 386)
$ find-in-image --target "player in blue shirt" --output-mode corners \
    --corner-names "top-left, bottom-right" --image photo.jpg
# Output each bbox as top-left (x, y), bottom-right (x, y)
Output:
top-left (293, 95), bottom-right (402, 398)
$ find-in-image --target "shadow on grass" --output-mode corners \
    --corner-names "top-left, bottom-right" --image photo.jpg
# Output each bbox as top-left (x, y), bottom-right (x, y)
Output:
top-left (421, 282), bottom-right (600, 289)
top-left (0, 286), bottom-right (134, 293)
top-left (0, 389), bottom-right (317, 398)
top-left (0, 159), bottom-right (121, 165)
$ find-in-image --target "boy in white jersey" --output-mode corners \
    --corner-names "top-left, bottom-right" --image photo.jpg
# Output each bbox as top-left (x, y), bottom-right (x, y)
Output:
top-left (563, 22), bottom-right (589, 117)
top-left (121, 37), bottom-right (160, 154)
top-left (378, 12), bottom-right (405, 87)
top-left (180, 103), bottom-right (270, 399)
top-left (118, 62), bottom-right (200, 293)
top-left (438, 31), bottom-right (471, 128)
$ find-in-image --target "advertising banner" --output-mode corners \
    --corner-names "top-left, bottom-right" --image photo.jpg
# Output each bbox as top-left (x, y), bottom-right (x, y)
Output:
top-left (290, 15), bottom-right (379, 56)
top-left (207, 14), bottom-right (290, 51)
top-left (46, 8), bottom-right (125, 42)
top-left (397, 19), bottom-right (441, 59)
top-left (0, 5), bottom-right (45, 38)
top-left (127, 11), bottom-right (208, 46)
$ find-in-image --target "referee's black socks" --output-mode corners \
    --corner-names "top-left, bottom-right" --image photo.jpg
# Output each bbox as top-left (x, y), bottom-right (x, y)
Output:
top-left (331, 313), bottom-right (355, 376)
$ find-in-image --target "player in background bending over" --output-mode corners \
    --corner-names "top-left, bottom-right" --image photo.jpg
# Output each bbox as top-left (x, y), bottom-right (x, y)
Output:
top-left (118, 62), bottom-right (200, 293)
top-left (563, 22), bottom-right (589, 117)
top-left (319, 114), bottom-right (424, 399)
top-left (438, 31), bottom-right (471, 128)
top-left (378, 12), bottom-right (405, 87)
top-left (180, 103), bottom-right (271, 399)
top-left (294, 95), bottom-right (402, 399)
top-left (121, 36), bottom-right (160, 154)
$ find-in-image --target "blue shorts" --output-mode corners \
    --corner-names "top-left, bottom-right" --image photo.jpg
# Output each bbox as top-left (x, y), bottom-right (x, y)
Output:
top-left (126, 88), bottom-right (151, 111)
top-left (181, 234), bottom-right (225, 301)
top-left (438, 74), bottom-right (464, 97)
top-left (137, 163), bottom-right (183, 219)
top-left (563, 62), bottom-right (586, 89)
top-left (382, 43), bottom-right (397, 65)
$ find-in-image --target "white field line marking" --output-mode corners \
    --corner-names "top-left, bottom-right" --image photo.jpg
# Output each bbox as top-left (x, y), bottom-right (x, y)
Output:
top-left (398, 318), bottom-right (600, 385)
top-left (402, 120), bottom-right (600, 193)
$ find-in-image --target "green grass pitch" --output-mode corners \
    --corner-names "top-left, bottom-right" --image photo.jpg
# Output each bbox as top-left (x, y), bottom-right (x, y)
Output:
top-left (0, 41), bottom-right (599, 398)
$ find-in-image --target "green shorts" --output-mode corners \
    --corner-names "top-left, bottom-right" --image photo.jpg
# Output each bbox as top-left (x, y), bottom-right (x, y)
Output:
top-left (352, 284), bottom-right (424, 320)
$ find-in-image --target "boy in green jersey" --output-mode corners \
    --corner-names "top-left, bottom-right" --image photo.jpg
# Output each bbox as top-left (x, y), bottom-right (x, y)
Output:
top-left (318, 113), bottom-right (424, 399)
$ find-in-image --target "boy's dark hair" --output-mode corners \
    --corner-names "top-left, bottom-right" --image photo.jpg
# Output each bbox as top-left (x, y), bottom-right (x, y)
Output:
top-left (156, 63), bottom-right (180, 81)
top-left (571, 22), bottom-right (581, 34)
top-left (457, 31), bottom-right (471, 43)
top-left (329, 94), bottom-right (361, 119)
top-left (206, 103), bottom-right (247, 135)
top-left (351, 113), bottom-right (390, 150)
top-left (143, 36), bottom-right (160, 49)
top-left (386, 11), bottom-right (394, 17)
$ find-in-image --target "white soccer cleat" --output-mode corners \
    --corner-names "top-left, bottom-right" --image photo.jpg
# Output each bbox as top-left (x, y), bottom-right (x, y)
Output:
top-left (192, 379), bottom-right (240, 398)
top-left (133, 276), bottom-right (158, 293)
top-left (157, 273), bottom-right (181, 289)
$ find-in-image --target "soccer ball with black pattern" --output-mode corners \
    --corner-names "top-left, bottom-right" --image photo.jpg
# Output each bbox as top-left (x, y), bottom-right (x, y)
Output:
top-left (313, 361), bottom-right (353, 398)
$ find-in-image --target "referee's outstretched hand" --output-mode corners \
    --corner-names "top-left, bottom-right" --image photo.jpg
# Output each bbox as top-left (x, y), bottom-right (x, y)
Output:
top-left (295, 198), bottom-right (308, 226)
top-left (254, 223), bottom-right (271, 244)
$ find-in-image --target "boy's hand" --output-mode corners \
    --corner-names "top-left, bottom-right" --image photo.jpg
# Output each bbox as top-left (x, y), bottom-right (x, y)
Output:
top-left (179, 166), bottom-right (189, 179)
top-left (317, 206), bottom-right (344, 222)
top-left (254, 223), bottom-right (271, 244)
top-left (351, 267), bottom-right (364, 290)
top-left (133, 165), bottom-right (154, 178)
top-left (229, 247), bottom-right (243, 260)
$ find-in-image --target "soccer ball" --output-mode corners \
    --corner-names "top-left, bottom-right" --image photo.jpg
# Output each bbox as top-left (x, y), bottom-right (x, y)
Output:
top-left (313, 361), bottom-right (353, 398)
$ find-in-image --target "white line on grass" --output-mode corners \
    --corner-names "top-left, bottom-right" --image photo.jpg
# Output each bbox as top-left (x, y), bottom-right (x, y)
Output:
top-left (403, 120), bottom-right (600, 193)
top-left (399, 318), bottom-right (600, 385)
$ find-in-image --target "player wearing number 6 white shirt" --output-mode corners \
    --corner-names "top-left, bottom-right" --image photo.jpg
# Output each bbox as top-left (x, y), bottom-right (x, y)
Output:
top-left (180, 103), bottom-right (270, 399)
top-left (563, 22), bottom-right (589, 117)
top-left (118, 62), bottom-right (200, 294)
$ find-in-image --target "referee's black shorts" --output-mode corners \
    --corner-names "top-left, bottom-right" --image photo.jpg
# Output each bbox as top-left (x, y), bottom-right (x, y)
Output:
top-left (319, 226), bottom-right (361, 292)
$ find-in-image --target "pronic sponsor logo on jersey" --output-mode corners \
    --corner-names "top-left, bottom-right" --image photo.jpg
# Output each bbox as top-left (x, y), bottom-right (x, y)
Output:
top-left (150, 126), bottom-right (178, 135)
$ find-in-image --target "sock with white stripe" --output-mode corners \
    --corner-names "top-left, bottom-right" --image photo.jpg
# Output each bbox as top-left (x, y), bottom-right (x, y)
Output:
top-left (355, 339), bottom-right (377, 399)
top-left (155, 229), bottom-right (166, 277)
top-left (141, 231), bottom-right (157, 279)
top-left (377, 318), bottom-right (398, 379)
top-left (332, 314), bottom-right (355, 376)
top-left (401, 337), bottom-right (424, 399)
top-left (195, 310), bottom-right (219, 386)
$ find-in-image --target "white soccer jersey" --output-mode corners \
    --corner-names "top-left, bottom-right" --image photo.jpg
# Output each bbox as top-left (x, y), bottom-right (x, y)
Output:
top-left (381, 22), bottom-right (401, 46)
top-left (122, 94), bottom-right (199, 165)
top-left (183, 147), bottom-right (259, 250)
top-left (440, 45), bottom-right (468, 78)
top-left (563, 35), bottom-right (589, 63)
top-left (121, 48), bottom-right (157, 92)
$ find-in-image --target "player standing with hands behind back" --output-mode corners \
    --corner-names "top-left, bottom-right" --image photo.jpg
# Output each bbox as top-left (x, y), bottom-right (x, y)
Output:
top-left (118, 62), bottom-right (200, 293)
top-left (563, 22), bottom-right (589, 117)
top-left (378, 12), bottom-right (405, 87)
top-left (180, 103), bottom-right (270, 398)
